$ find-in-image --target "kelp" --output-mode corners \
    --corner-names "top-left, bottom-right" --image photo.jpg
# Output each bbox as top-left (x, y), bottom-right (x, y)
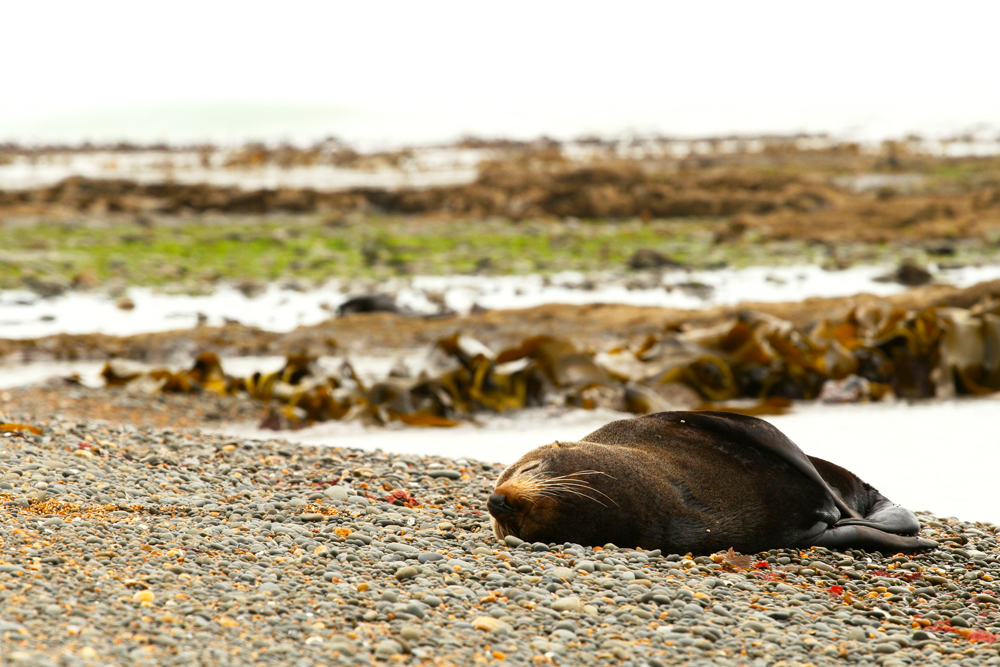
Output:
top-left (100, 296), bottom-right (1000, 428)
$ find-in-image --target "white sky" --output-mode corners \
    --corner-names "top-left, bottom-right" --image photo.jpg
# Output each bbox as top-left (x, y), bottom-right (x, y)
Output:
top-left (3, 1), bottom-right (999, 145)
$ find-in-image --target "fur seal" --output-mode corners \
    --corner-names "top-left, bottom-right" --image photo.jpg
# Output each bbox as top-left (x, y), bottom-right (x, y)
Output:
top-left (488, 411), bottom-right (936, 555)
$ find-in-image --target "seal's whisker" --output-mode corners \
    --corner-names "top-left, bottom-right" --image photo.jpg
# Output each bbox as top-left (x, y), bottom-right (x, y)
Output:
top-left (548, 470), bottom-right (617, 481)
top-left (552, 483), bottom-right (620, 508)
top-left (538, 481), bottom-right (615, 508)
top-left (553, 486), bottom-right (610, 508)
top-left (542, 479), bottom-right (596, 489)
top-left (537, 475), bottom-right (621, 508)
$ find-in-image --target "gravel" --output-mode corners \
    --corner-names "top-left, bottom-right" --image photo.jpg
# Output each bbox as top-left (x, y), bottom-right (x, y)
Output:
top-left (2, 417), bottom-right (1000, 666)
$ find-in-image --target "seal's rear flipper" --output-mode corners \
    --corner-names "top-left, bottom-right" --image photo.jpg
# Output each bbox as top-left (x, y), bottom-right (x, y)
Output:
top-left (812, 524), bottom-right (937, 553)
top-left (834, 499), bottom-right (922, 535)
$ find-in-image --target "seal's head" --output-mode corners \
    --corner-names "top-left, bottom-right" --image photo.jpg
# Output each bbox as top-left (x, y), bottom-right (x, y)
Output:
top-left (487, 440), bottom-right (619, 545)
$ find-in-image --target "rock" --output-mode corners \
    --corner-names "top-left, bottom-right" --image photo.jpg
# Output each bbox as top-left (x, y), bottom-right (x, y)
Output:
top-left (426, 469), bottom-right (461, 480)
top-left (471, 617), bottom-right (510, 633)
top-left (337, 294), bottom-right (401, 316)
top-left (876, 261), bottom-right (932, 286)
top-left (346, 532), bottom-right (372, 544)
top-left (628, 249), bottom-right (683, 270)
top-left (374, 639), bottom-right (404, 658)
top-left (551, 597), bottom-right (583, 612)
top-left (418, 552), bottom-right (445, 564)
top-left (23, 274), bottom-right (71, 298)
top-left (324, 486), bottom-right (349, 500)
top-left (549, 567), bottom-right (577, 581)
top-left (235, 280), bottom-right (267, 299)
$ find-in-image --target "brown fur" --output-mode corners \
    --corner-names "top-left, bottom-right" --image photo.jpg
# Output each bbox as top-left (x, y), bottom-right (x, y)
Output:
top-left (489, 411), bottom-right (933, 555)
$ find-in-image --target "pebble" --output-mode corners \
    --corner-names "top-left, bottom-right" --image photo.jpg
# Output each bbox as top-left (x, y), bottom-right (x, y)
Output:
top-left (551, 596), bottom-right (584, 612)
top-left (418, 551), bottom-right (445, 563)
top-left (2, 416), bottom-right (1000, 666)
top-left (324, 486), bottom-right (349, 500)
top-left (550, 566), bottom-right (577, 580)
top-left (374, 639), bottom-right (404, 658)
top-left (426, 469), bottom-right (461, 479)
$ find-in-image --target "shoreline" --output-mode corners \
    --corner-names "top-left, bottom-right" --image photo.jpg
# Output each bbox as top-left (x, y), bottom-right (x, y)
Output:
top-left (1, 416), bottom-right (999, 665)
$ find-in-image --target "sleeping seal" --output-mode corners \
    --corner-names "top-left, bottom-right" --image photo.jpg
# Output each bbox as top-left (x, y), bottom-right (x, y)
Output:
top-left (487, 411), bottom-right (936, 555)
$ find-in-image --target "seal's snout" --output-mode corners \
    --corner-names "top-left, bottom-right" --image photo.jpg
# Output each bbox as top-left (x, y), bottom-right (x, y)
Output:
top-left (487, 492), bottom-right (516, 516)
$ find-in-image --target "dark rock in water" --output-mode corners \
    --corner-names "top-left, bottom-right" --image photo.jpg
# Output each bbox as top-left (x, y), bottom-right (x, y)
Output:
top-left (235, 279), bottom-right (267, 298)
top-left (628, 249), bottom-right (684, 271)
top-left (336, 294), bottom-right (401, 316)
top-left (674, 282), bottom-right (715, 300)
top-left (926, 243), bottom-right (956, 257)
top-left (896, 263), bottom-right (933, 286)
top-left (875, 262), bottom-right (932, 287)
top-left (23, 274), bottom-right (71, 298)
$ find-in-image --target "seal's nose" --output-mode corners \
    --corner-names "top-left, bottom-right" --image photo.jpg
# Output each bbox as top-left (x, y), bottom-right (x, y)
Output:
top-left (487, 492), bottom-right (515, 516)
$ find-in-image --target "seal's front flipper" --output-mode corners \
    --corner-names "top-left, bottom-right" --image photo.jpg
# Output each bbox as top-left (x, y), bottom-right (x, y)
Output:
top-left (834, 499), bottom-right (922, 535)
top-left (812, 524), bottom-right (937, 553)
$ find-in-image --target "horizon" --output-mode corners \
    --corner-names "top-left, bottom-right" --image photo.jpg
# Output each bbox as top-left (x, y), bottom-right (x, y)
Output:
top-left (4, 1), bottom-right (1000, 147)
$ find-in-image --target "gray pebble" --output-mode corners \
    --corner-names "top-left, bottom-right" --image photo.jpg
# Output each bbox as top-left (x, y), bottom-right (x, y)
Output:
top-left (418, 552), bottom-right (445, 564)
top-left (426, 469), bottom-right (461, 479)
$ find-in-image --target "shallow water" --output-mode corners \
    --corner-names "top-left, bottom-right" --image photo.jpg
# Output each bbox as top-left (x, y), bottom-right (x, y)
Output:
top-left (219, 398), bottom-right (1000, 526)
top-left (0, 149), bottom-right (479, 191)
top-left (4, 262), bottom-right (1000, 339)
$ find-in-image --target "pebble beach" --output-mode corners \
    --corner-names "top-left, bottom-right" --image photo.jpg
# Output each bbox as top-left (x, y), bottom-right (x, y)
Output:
top-left (2, 417), bottom-right (1000, 666)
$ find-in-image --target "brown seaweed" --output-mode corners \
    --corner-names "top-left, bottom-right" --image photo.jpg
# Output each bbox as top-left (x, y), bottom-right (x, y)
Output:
top-left (100, 295), bottom-right (1000, 428)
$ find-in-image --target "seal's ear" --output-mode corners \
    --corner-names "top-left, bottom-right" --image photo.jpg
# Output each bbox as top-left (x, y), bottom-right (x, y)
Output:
top-left (653, 411), bottom-right (864, 521)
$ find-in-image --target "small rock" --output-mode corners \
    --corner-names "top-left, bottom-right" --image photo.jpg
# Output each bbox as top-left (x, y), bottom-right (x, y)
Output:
top-left (418, 552), bottom-right (445, 564)
top-left (472, 617), bottom-right (510, 633)
top-left (374, 639), bottom-right (404, 658)
top-left (874, 642), bottom-right (900, 654)
top-left (550, 567), bottom-right (577, 581)
top-left (324, 486), bottom-right (349, 500)
top-left (628, 249), bottom-right (683, 270)
top-left (503, 535), bottom-right (524, 548)
top-left (426, 469), bottom-right (461, 480)
top-left (551, 597), bottom-right (583, 612)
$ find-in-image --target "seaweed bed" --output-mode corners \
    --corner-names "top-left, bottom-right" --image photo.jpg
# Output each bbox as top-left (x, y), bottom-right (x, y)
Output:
top-left (3, 278), bottom-right (996, 432)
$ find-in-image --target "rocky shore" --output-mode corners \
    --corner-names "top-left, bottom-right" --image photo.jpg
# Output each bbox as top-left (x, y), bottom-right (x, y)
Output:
top-left (1, 417), bottom-right (999, 666)
top-left (4, 137), bottom-right (1000, 245)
